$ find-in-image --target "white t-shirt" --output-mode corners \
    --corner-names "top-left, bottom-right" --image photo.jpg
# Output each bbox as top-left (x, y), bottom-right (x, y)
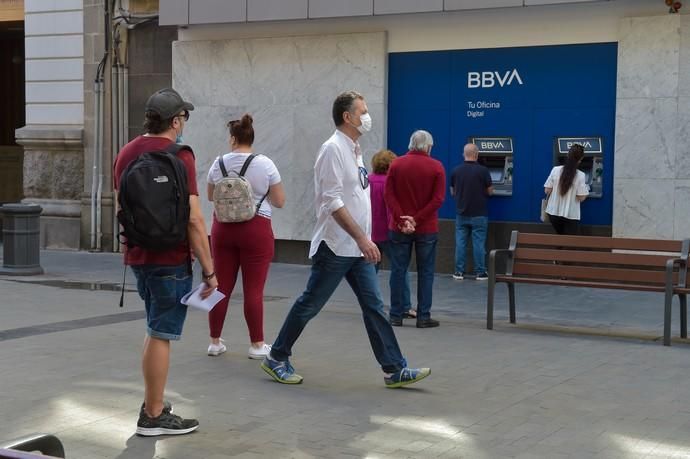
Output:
top-left (544, 165), bottom-right (589, 220)
top-left (309, 130), bottom-right (371, 258)
top-left (207, 152), bottom-right (281, 218)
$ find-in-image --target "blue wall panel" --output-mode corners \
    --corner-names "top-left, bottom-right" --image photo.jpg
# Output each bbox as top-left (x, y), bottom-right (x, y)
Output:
top-left (387, 43), bottom-right (618, 225)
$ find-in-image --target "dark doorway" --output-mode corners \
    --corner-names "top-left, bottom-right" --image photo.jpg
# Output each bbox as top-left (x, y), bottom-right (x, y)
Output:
top-left (0, 20), bottom-right (25, 206)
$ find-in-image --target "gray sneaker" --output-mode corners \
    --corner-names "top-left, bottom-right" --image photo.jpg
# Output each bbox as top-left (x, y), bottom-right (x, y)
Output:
top-left (136, 409), bottom-right (199, 436)
top-left (261, 356), bottom-right (303, 384)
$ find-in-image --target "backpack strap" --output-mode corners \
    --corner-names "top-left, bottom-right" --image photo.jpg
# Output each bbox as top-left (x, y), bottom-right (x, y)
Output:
top-left (163, 143), bottom-right (194, 158)
top-left (256, 191), bottom-right (269, 213)
top-left (217, 155), bottom-right (229, 178)
top-left (238, 153), bottom-right (258, 177)
top-left (234, 153), bottom-right (270, 214)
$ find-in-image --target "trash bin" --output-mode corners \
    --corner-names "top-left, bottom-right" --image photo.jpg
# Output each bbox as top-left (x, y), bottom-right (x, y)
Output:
top-left (0, 203), bottom-right (44, 275)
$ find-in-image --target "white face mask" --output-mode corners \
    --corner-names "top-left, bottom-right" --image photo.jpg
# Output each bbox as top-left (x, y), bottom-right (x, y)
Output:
top-left (357, 113), bottom-right (372, 134)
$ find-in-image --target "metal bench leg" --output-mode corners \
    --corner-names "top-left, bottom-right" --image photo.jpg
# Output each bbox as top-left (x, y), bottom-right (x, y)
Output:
top-left (508, 283), bottom-right (516, 324)
top-left (487, 275), bottom-right (495, 330)
top-left (680, 294), bottom-right (687, 339)
top-left (664, 281), bottom-right (674, 346)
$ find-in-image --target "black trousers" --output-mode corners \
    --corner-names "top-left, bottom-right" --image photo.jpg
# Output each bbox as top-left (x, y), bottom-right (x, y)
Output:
top-left (548, 215), bottom-right (579, 235)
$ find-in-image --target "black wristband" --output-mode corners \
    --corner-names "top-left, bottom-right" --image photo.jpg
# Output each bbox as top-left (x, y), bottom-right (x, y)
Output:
top-left (202, 271), bottom-right (215, 280)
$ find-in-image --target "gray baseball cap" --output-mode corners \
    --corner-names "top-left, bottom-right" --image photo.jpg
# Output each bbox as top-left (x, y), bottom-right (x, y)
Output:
top-left (145, 88), bottom-right (194, 119)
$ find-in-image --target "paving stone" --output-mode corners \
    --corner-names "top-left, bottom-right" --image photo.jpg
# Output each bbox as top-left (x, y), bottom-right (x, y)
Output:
top-left (3, 250), bottom-right (690, 457)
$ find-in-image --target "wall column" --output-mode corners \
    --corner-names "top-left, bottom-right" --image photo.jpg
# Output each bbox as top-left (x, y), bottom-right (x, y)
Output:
top-left (17, 0), bottom-right (84, 249)
top-left (613, 15), bottom-right (686, 239)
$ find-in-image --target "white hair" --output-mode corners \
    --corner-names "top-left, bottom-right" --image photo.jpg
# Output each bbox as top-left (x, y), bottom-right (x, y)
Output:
top-left (408, 130), bottom-right (434, 152)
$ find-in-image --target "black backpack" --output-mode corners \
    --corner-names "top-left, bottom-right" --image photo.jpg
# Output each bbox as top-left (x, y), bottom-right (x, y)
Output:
top-left (117, 143), bottom-right (192, 251)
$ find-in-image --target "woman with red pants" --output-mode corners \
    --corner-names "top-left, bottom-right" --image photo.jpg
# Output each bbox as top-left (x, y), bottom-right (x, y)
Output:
top-left (206, 114), bottom-right (285, 359)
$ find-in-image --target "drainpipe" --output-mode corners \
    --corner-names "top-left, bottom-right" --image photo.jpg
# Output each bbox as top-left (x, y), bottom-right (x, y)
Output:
top-left (90, 79), bottom-right (101, 250)
top-left (90, 2), bottom-right (109, 251)
top-left (102, 63), bottom-right (119, 251)
top-left (97, 77), bottom-right (105, 250)
top-left (114, 66), bottom-right (128, 252)
top-left (118, 65), bottom-right (125, 151)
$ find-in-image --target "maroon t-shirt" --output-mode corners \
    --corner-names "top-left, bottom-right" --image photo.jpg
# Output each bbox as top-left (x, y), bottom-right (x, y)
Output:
top-left (113, 135), bottom-right (199, 266)
top-left (384, 150), bottom-right (446, 234)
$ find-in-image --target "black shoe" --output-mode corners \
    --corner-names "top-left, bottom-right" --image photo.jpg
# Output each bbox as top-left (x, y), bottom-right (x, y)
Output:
top-left (390, 317), bottom-right (403, 327)
top-left (136, 409), bottom-right (199, 436)
top-left (416, 318), bottom-right (440, 328)
top-left (475, 272), bottom-right (489, 281)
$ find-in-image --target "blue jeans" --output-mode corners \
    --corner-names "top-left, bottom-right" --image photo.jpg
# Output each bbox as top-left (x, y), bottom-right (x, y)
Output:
top-left (388, 231), bottom-right (438, 321)
top-left (455, 215), bottom-right (488, 275)
top-left (271, 241), bottom-right (407, 374)
top-left (131, 264), bottom-right (192, 340)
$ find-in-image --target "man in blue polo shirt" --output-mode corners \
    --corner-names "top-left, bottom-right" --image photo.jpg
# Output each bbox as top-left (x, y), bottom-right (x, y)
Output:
top-left (450, 143), bottom-right (494, 280)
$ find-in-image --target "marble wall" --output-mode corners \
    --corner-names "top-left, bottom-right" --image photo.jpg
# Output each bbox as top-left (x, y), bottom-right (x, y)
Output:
top-left (613, 15), bottom-right (688, 240)
top-left (172, 32), bottom-right (386, 240)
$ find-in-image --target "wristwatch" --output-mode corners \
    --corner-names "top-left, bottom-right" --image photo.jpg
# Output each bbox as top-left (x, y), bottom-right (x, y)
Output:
top-left (202, 271), bottom-right (216, 280)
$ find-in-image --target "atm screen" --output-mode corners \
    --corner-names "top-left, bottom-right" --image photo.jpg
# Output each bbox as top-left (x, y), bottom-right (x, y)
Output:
top-left (489, 168), bottom-right (504, 183)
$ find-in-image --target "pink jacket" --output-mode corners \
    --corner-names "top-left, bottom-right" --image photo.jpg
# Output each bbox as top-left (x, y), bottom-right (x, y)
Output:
top-left (369, 173), bottom-right (391, 243)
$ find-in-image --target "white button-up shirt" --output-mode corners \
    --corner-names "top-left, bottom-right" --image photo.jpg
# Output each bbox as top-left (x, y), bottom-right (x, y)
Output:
top-left (544, 166), bottom-right (589, 220)
top-left (309, 129), bottom-right (372, 258)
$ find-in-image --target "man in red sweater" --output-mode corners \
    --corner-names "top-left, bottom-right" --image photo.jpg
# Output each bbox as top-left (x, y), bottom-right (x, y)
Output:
top-left (384, 130), bottom-right (446, 328)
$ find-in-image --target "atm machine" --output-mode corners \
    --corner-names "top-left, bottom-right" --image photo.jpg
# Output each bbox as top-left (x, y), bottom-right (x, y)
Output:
top-left (554, 137), bottom-right (603, 198)
top-left (469, 137), bottom-right (514, 196)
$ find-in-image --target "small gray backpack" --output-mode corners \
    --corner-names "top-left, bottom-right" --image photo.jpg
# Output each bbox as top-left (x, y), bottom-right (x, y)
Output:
top-left (212, 154), bottom-right (267, 223)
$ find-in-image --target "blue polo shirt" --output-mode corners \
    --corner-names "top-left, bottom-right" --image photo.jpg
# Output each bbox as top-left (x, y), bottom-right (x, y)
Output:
top-left (450, 161), bottom-right (492, 217)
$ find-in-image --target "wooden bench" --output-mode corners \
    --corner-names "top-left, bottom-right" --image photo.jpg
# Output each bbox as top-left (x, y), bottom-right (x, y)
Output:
top-left (486, 231), bottom-right (690, 346)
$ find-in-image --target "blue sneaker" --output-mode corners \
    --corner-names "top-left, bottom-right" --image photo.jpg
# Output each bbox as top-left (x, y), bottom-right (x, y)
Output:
top-left (384, 367), bottom-right (431, 388)
top-left (261, 356), bottom-right (303, 384)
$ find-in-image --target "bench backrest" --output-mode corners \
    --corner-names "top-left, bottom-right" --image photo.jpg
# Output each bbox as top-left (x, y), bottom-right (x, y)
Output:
top-left (506, 231), bottom-right (689, 287)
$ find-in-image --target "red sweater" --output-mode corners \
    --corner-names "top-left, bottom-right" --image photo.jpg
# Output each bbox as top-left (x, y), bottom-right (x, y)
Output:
top-left (384, 150), bottom-right (446, 234)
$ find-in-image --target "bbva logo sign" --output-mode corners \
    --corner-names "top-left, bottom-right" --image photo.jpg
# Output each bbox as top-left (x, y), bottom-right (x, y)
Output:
top-left (479, 141), bottom-right (507, 150)
top-left (468, 69), bottom-right (524, 88)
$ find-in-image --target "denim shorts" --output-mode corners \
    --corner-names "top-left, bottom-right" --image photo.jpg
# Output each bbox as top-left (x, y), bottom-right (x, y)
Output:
top-left (131, 264), bottom-right (192, 340)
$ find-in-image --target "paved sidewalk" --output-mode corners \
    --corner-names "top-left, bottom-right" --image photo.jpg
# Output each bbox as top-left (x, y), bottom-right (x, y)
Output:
top-left (1, 250), bottom-right (690, 458)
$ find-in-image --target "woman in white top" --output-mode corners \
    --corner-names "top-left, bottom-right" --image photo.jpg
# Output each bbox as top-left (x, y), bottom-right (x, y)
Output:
top-left (206, 114), bottom-right (286, 359)
top-left (543, 144), bottom-right (589, 235)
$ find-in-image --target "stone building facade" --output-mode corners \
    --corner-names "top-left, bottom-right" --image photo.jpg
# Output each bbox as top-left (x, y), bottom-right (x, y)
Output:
top-left (4, 1), bottom-right (688, 274)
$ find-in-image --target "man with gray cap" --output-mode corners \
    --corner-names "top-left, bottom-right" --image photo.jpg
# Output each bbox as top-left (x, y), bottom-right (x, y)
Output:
top-left (114, 88), bottom-right (217, 436)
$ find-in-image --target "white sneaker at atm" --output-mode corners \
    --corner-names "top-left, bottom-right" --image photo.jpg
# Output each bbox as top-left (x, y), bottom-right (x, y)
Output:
top-left (248, 343), bottom-right (272, 360)
top-left (207, 339), bottom-right (227, 356)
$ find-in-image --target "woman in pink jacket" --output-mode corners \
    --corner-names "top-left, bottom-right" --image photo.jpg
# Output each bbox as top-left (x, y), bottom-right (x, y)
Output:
top-left (370, 149), bottom-right (416, 318)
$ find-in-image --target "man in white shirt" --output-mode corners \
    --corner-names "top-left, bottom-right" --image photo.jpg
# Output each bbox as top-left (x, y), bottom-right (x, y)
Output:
top-left (261, 91), bottom-right (431, 388)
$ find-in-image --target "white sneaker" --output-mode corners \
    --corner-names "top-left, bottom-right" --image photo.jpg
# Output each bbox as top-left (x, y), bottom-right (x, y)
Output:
top-left (248, 343), bottom-right (272, 360)
top-left (207, 339), bottom-right (227, 356)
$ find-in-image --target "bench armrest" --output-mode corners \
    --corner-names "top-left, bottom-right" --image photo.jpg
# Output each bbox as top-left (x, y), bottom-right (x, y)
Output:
top-left (489, 249), bottom-right (513, 278)
top-left (666, 257), bottom-right (688, 289)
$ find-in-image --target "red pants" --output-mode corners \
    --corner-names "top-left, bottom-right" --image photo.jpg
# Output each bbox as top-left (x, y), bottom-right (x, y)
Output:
top-left (209, 215), bottom-right (274, 342)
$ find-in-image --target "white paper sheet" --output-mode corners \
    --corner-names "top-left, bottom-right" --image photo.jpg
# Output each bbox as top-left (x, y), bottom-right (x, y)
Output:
top-left (181, 283), bottom-right (225, 311)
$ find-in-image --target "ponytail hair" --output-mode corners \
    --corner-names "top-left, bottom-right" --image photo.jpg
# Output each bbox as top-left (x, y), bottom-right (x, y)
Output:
top-left (559, 143), bottom-right (585, 196)
top-left (227, 113), bottom-right (254, 146)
